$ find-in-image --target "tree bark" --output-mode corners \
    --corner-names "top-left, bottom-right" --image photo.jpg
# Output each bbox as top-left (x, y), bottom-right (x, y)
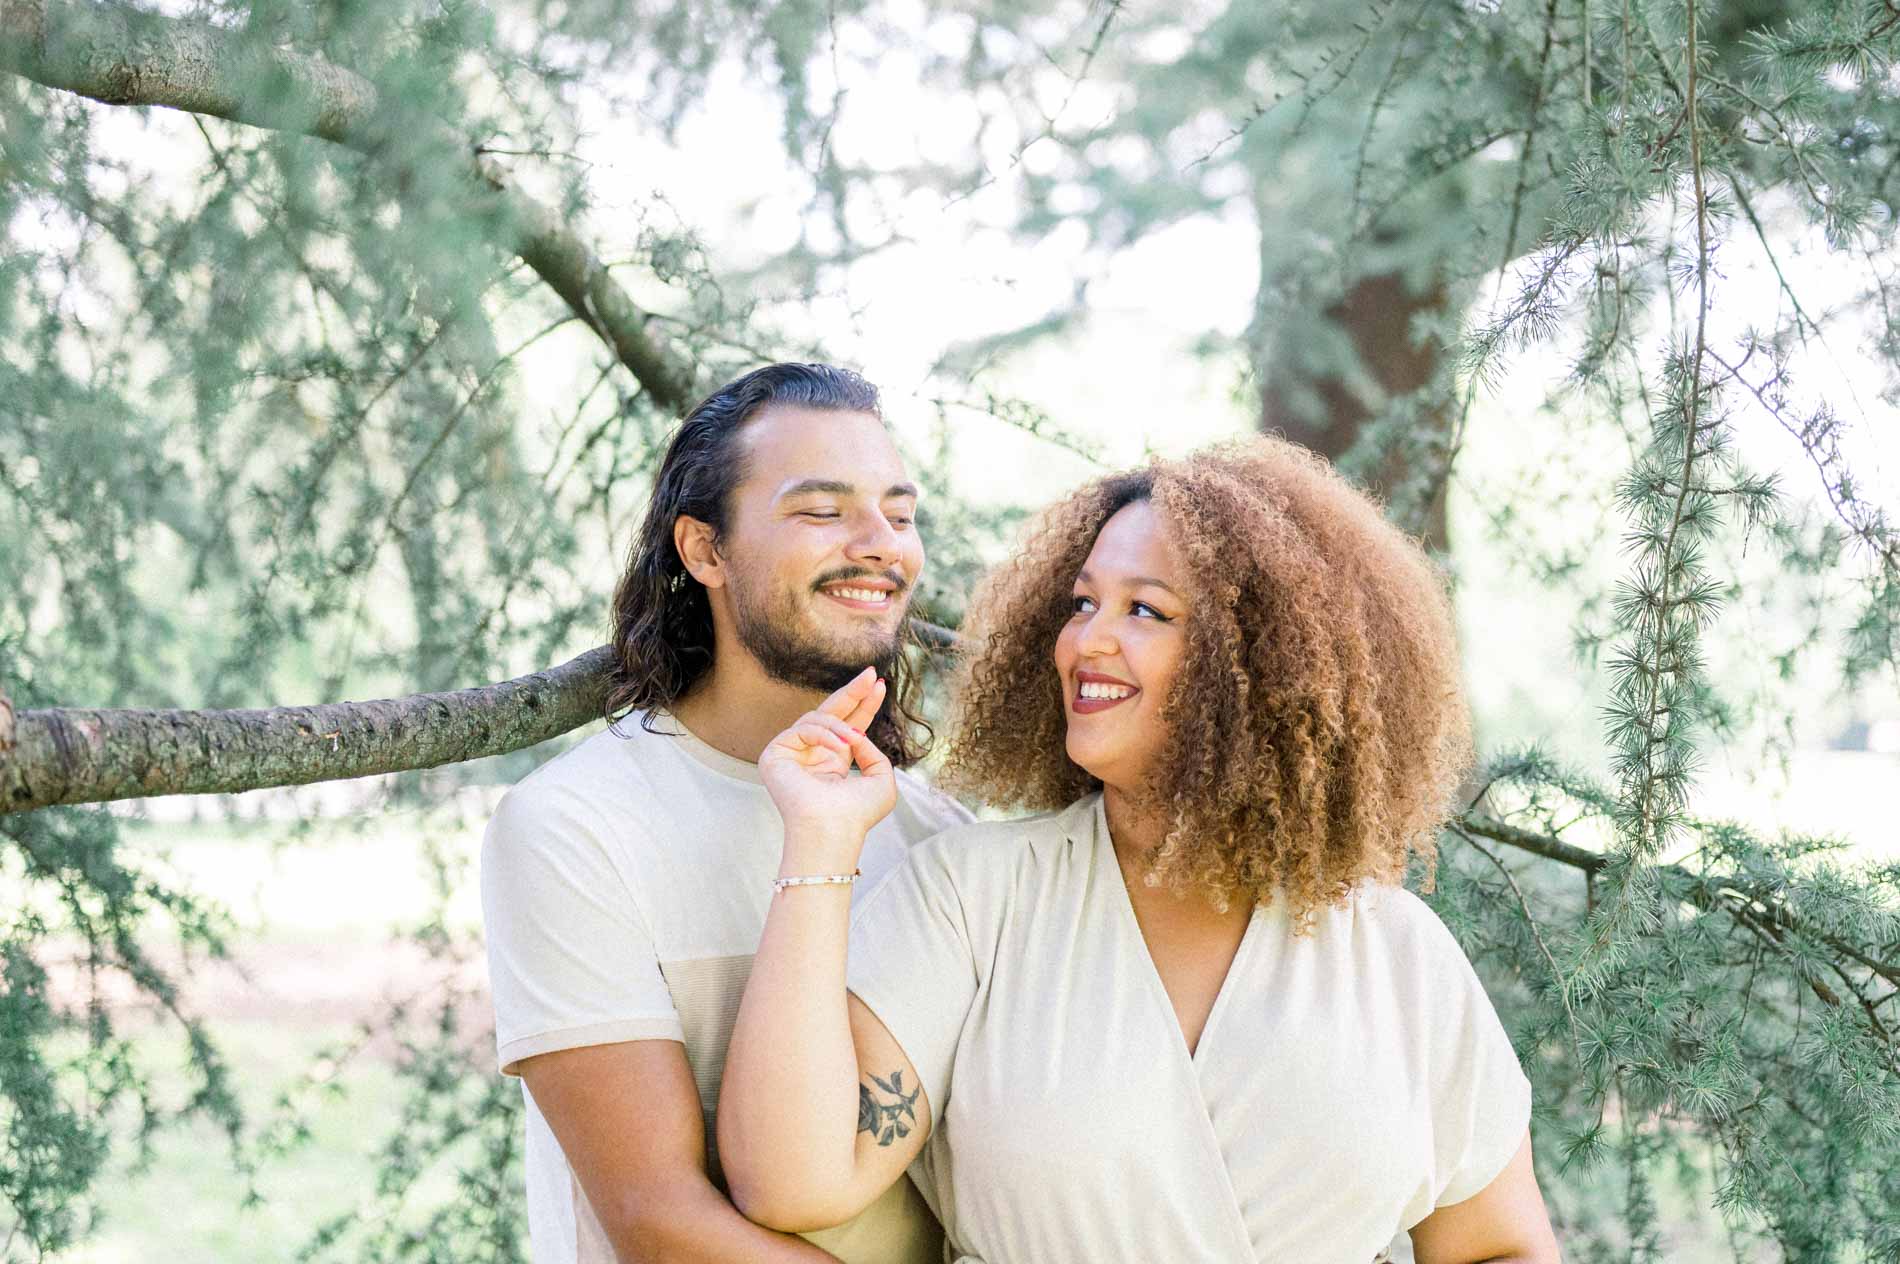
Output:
top-left (0, 620), bottom-right (957, 814)
top-left (0, 647), bottom-right (616, 813)
top-left (0, 0), bottom-right (700, 416)
top-left (1260, 268), bottom-right (1454, 549)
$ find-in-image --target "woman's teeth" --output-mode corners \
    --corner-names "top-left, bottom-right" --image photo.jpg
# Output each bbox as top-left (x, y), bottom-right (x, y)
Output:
top-left (829, 587), bottom-right (889, 604)
top-left (1078, 682), bottom-right (1135, 700)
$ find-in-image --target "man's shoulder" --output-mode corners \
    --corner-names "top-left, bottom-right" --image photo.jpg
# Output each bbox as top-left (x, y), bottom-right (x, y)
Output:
top-left (486, 722), bottom-right (669, 849)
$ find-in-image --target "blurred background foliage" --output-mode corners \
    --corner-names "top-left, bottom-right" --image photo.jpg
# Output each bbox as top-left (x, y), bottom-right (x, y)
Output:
top-left (2, 0), bottom-right (1899, 1259)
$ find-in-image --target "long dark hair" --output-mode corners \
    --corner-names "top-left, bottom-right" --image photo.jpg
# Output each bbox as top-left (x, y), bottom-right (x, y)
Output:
top-left (605, 362), bottom-right (933, 766)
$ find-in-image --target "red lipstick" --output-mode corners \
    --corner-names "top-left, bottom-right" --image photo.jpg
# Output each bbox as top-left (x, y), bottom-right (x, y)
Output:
top-left (1071, 669), bottom-right (1140, 714)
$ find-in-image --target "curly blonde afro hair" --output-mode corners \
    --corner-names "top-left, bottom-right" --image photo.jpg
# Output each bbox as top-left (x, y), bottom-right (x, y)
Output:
top-left (938, 435), bottom-right (1473, 920)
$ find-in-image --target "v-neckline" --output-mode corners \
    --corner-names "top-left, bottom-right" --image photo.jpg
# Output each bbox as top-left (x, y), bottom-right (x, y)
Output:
top-left (1090, 795), bottom-right (1261, 1067)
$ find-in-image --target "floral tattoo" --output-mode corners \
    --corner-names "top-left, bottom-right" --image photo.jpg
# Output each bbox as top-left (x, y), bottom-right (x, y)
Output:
top-left (858, 1068), bottom-right (920, 1147)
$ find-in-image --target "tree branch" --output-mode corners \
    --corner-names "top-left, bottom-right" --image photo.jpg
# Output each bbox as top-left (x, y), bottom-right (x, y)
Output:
top-left (1458, 812), bottom-right (1900, 993)
top-left (0, 0), bottom-right (700, 414)
top-left (0, 647), bottom-right (616, 813)
top-left (0, 620), bottom-right (958, 814)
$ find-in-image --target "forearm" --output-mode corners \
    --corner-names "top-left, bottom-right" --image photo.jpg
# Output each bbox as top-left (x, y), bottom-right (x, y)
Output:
top-left (1413, 1234), bottom-right (1559, 1264)
top-left (718, 831), bottom-right (865, 1227)
top-left (609, 1173), bottom-right (841, 1263)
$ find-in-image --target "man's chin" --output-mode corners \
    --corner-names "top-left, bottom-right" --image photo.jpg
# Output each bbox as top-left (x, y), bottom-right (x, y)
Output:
top-left (743, 623), bottom-right (900, 693)
top-left (807, 604), bottom-right (906, 650)
top-left (814, 634), bottom-right (902, 682)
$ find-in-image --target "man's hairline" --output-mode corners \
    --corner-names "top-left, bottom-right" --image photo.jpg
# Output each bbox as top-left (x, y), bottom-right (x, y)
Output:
top-left (716, 401), bottom-right (912, 522)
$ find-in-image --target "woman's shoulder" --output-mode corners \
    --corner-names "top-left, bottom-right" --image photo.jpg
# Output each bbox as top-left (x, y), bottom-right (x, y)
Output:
top-left (905, 795), bottom-right (1097, 879)
top-left (1293, 880), bottom-right (1472, 967)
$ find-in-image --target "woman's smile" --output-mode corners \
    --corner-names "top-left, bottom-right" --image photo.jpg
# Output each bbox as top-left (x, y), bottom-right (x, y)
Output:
top-left (1072, 670), bottom-right (1141, 713)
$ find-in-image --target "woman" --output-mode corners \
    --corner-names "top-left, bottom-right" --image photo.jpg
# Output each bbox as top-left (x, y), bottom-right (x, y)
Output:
top-left (718, 438), bottom-right (1560, 1263)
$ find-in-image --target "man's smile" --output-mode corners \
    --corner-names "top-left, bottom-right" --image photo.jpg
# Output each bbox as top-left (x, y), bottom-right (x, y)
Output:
top-left (817, 577), bottom-right (900, 611)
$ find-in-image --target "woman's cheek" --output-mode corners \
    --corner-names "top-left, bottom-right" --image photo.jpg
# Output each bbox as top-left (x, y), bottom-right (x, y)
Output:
top-left (1052, 625), bottom-right (1077, 673)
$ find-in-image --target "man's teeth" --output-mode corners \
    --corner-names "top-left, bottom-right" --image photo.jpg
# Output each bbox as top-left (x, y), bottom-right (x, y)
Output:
top-left (1078, 682), bottom-right (1135, 700)
top-left (829, 587), bottom-right (889, 603)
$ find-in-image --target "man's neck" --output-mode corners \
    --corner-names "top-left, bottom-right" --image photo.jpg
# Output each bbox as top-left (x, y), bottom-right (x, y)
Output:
top-left (666, 657), bottom-right (830, 765)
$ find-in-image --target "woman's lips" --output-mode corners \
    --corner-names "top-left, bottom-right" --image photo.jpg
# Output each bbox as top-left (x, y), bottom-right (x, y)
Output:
top-left (1071, 683), bottom-right (1139, 714)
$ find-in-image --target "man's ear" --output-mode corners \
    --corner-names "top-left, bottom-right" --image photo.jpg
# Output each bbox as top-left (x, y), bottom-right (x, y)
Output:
top-left (673, 514), bottom-right (726, 589)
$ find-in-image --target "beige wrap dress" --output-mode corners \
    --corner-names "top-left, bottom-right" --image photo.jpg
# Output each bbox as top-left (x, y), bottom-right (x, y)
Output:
top-left (845, 793), bottom-right (1532, 1264)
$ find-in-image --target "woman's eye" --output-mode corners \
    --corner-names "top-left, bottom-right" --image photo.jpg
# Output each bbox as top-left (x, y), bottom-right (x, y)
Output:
top-left (1133, 601), bottom-right (1170, 621)
top-left (1070, 595), bottom-right (1095, 614)
top-left (888, 516), bottom-right (915, 528)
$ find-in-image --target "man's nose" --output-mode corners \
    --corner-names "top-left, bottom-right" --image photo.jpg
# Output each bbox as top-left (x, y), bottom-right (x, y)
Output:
top-left (845, 509), bottom-right (903, 566)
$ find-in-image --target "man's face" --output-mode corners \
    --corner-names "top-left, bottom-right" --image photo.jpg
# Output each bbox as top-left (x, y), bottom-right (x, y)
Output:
top-left (717, 404), bottom-right (924, 691)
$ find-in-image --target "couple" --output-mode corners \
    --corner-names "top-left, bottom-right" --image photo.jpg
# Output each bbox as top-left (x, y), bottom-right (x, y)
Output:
top-left (480, 363), bottom-right (1559, 1263)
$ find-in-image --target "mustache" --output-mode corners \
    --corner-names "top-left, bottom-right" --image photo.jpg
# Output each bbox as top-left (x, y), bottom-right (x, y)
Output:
top-left (809, 566), bottom-right (909, 596)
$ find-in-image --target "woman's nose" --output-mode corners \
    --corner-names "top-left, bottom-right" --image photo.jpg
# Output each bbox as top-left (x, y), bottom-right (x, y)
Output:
top-left (1074, 611), bottom-right (1117, 658)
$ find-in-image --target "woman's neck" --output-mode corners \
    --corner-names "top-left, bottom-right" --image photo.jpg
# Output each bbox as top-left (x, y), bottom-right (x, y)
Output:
top-left (1102, 783), bottom-right (1169, 860)
top-left (1103, 782), bottom-right (1251, 925)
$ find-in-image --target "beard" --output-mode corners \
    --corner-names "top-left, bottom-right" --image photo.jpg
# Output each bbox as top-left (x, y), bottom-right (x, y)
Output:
top-left (728, 560), bottom-right (906, 692)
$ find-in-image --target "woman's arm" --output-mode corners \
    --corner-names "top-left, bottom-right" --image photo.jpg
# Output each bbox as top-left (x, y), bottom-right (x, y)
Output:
top-left (1407, 1131), bottom-right (1560, 1264)
top-left (717, 670), bottom-right (935, 1231)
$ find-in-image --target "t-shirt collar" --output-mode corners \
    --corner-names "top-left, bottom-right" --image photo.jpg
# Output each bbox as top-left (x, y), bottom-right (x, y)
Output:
top-left (642, 710), bottom-right (766, 785)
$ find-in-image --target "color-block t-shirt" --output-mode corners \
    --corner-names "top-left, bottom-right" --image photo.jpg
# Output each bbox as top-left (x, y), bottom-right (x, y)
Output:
top-left (481, 712), bottom-right (971, 1264)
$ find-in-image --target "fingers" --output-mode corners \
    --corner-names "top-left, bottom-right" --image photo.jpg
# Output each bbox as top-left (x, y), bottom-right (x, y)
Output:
top-left (843, 675), bottom-right (887, 732)
top-left (788, 719), bottom-right (852, 759)
top-left (842, 724), bottom-right (893, 781)
top-left (816, 666), bottom-right (881, 722)
top-left (798, 711), bottom-right (892, 779)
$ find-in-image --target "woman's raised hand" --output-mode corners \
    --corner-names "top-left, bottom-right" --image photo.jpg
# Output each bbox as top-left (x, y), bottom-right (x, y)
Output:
top-left (758, 667), bottom-right (895, 871)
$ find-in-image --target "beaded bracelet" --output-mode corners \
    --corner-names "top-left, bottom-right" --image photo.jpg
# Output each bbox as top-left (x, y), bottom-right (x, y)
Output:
top-left (772, 868), bottom-right (861, 894)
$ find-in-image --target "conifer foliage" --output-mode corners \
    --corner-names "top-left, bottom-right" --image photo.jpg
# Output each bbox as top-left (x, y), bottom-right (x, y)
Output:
top-left (2, 0), bottom-right (1898, 1258)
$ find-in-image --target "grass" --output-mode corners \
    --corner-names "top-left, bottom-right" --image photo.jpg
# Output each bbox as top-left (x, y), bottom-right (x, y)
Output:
top-left (57, 1018), bottom-right (411, 1264)
top-left (26, 801), bottom-right (497, 1263)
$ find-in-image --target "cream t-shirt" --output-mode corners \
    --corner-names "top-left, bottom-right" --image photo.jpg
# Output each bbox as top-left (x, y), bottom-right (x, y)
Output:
top-left (847, 792), bottom-right (1532, 1264)
top-left (481, 712), bottom-right (971, 1264)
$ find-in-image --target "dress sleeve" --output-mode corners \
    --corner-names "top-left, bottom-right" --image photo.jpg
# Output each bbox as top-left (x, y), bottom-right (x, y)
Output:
top-left (480, 781), bottom-right (684, 1076)
top-left (1421, 908), bottom-right (1534, 1208)
top-left (845, 833), bottom-right (982, 1137)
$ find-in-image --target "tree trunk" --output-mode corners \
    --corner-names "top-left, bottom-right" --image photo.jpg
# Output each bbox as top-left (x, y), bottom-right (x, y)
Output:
top-left (1259, 268), bottom-right (1454, 550)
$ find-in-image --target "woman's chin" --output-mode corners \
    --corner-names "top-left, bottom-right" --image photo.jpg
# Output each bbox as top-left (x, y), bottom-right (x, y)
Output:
top-left (1062, 736), bottom-right (1115, 785)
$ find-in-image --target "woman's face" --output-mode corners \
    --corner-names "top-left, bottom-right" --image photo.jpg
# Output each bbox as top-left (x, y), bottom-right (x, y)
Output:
top-left (1053, 499), bottom-right (1189, 791)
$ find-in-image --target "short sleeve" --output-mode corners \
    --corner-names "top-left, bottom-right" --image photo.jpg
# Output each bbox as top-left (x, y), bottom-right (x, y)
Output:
top-left (1422, 913), bottom-right (1534, 1208)
top-left (845, 837), bottom-right (980, 1136)
top-left (893, 770), bottom-right (977, 838)
top-left (480, 781), bottom-right (683, 1076)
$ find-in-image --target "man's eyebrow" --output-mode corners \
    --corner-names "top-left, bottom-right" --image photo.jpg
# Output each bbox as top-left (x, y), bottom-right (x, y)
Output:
top-left (1076, 568), bottom-right (1183, 597)
top-left (777, 478), bottom-right (855, 498)
top-left (776, 479), bottom-right (920, 499)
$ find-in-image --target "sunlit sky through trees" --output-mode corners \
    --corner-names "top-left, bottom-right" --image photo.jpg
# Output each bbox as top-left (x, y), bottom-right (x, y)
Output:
top-left (19, 3), bottom-right (1894, 854)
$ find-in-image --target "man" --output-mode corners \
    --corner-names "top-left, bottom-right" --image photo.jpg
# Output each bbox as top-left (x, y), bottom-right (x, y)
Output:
top-left (480, 363), bottom-right (969, 1263)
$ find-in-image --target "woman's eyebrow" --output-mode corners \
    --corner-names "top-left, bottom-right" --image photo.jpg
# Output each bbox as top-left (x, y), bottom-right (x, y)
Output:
top-left (1075, 568), bottom-right (1182, 597)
